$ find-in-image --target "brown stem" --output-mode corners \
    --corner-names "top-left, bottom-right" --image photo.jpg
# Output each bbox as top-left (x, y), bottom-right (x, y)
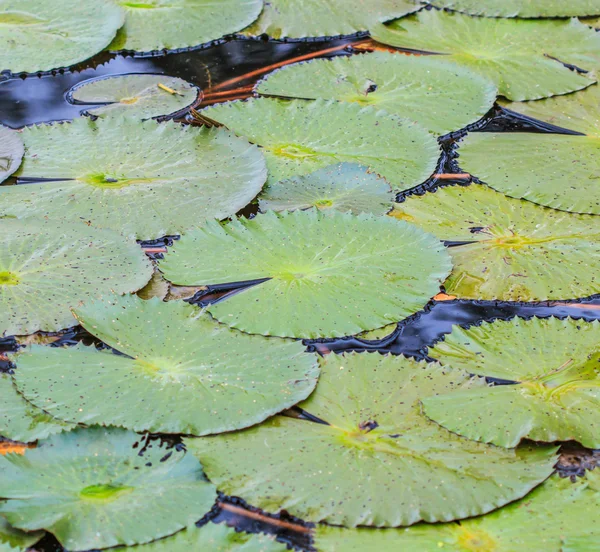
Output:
top-left (142, 247), bottom-right (168, 254)
top-left (217, 502), bottom-right (312, 534)
top-left (434, 173), bottom-right (471, 180)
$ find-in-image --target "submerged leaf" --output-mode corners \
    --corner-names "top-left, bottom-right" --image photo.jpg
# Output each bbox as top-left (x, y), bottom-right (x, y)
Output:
top-left (315, 472), bottom-right (600, 550)
top-left (0, 126), bottom-right (24, 184)
top-left (0, 427), bottom-right (217, 551)
top-left (371, 10), bottom-right (599, 101)
top-left (423, 317), bottom-right (600, 448)
top-left (109, 0), bottom-right (263, 52)
top-left (430, 0), bottom-right (600, 18)
top-left (187, 353), bottom-right (557, 527)
top-left (392, 184), bottom-right (600, 301)
top-left (0, 219), bottom-right (152, 336)
top-left (68, 74), bottom-right (200, 119)
top-left (0, 517), bottom-right (42, 550)
top-left (14, 296), bottom-right (319, 435)
top-left (256, 52), bottom-right (497, 135)
top-left (160, 210), bottom-right (452, 338)
top-left (258, 163), bottom-right (394, 216)
top-left (0, 0), bottom-right (124, 74)
top-left (1, 118), bottom-right (266, 239)
top-left (201, 98), bottom-right (439, 192)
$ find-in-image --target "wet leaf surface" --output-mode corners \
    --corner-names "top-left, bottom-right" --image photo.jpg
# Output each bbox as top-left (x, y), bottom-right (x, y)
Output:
top-left (0, 126), bottom-right (23, 184)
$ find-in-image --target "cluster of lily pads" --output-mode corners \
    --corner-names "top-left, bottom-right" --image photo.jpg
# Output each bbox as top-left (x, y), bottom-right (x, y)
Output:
top-left (1, 0), bottom-right (600, 551)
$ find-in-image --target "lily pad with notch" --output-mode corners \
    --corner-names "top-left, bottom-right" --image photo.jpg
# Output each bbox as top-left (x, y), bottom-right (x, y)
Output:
top-left (0, 117), bottom-right (267, 240)
top-left (429, 0), bottom-right (600, 18)
top-left (392, 184), bottom-right (600, 301)
top-left (0, 126), bottom-right (24, 184)
top-left (187, 352), bottom-right (557, 527)
top-left (200, 98), bottom-right (439, 193)
top-left (256, 52), bottom-right (497, 135)
top-left (370, 9), bottom-right (600, 101)
top-left (160, 209), bottom-right (452, 338)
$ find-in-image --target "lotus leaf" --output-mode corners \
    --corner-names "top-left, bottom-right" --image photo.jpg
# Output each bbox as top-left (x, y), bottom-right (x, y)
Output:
top-left (370, 10), bottom-right (599, 101)
top-left (243, 0), bottom-right (420, 39)
top-left (315, 472), bottom-right (600, 550)
top-left (0, 219), bottom-right (152, 336)
top-left (109, 0), bottom-right (262, 53)
top-left (423, 317), bottom-right (600, 448)
top-left (68, 74), bottom-right (200, 119)
top-left (0, 517), bottom-right (42, 550)
top-left (391, 184), bottom-right (600, 301)
top-left (0, 117), bottom-right (267, 239)
top-left (160, 210), bottom-right (452, 338)
top-left (256, 52), bottom-right (497, 135)
top-left (0, 427), bottom-right (217, 551)
top-left (0, 0), bottom-right (124, 74)
top-left (136, 522), bottom-right (286, 551)
top-left (258, 163), bottom-right (394, 216)
top-left (200, 98), bottom-right (439, 192)
top-left (187, 353), bottom-right (557, 527)
top-left (430, 0), bottom-right (600, 17)
top-left (0, 126), bottom-right (23, 184)
top-left (14, 295), bottom-right (319, 436)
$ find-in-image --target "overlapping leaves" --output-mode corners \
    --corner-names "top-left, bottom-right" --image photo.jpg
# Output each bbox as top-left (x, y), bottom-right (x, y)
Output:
top-left (430, 0), bottom-right (600, 17)
top-left (0, 126), bottom-right (24, 184)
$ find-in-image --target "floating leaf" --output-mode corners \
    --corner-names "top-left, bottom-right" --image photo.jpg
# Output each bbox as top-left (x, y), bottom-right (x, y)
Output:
top-left (201, 98), bottom-right (439, 192)
top-left (423, 317), bottom-right (600, 448)
top-left (392, 184), bottom-right (600, 301)
top-left (256, 52), bottom-right (497, 135)
top-left (0, 517), bottom-right (42, 550)
top-left (68, 74), bottom-right (200, 119)
top-left (0, 118), bottom-right (266, 239)
top-left (315, 472), bottom-right (600, 550)
top-left (0, 126), bottom-right (24, 184)
top-left (14, 295), bottom-right (319, 435)
top-left (187, 353), bottom-right (557, 527)
top-left (371, 10), bottom-right (599, 101)
top-left (109, 0), bottom-right (263, 53)
top-left (160, 210), bottom-right (451, 338)
top-left (243, 0), bottom-right (420, 38)
top-left (356, 323), bottom-right (398, 340)
top-left (430, 0), bottom-right (600, 18)
top-left (0, 0), bottom-right (124, 74)
top-left (0, 219), bottom-right (152, 336)
top-left (0, 427), bottom-right (217, 551)
top-left (258, 163), bottom-right (394, 216)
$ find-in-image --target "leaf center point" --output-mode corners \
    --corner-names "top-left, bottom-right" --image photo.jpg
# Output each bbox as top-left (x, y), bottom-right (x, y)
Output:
top-left (0, 271), bottom-right (20, 286)
top-left (80, 484), bottom-right (133, 501)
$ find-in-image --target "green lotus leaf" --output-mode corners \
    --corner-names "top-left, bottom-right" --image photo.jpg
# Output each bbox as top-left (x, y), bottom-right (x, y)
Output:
top-left (0, 219), bottom-right (152, 336)
top-left (200, 98), bottom-right (439, 192)
top-left (0, 427), bottom-right (217, 551)
top-left (370, 10), bottom-right (599, 101)
top-left (423, 317), bottom-right (600, 448)
top-left (135, 522), bottom-right (287, 552)
top-left (430, 0), bottom-right (600, 17)
top-left (564, 536), bottom-right (599, 552)
top-left (109, 0), bottom-right (263, 53)
top-left (243, 0), bottom-right (420, 39)
top-left (315, 471), bottom-right (600, 551)
top-left (187, 352), bottom-right (557, 527)
top-left (68, 74), bottom-right (200, 119)
top-left (0, 117), bottom-right (267, 240)
top-left (258, 163), bottom-right (394, 216)
top-left (0, 126), bottom-right (24, 184)
top-left (13, 295), bottom-right (319, 436)
top-left (0, 516), bottom-right (42, 550)
top-left (392, 184), bottom-right (600, 301)
top-left (256, 52), bottom-right (497, 135)
top-left (0, 0), bottom-right (124, 74)
top-left (160, 210), bottom-right (452, 338)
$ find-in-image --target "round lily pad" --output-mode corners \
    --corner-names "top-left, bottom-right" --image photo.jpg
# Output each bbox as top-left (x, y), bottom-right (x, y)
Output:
top-left (187, 353), bottom-right (557, 527)
top-left (14, 295), bottom-right (319, 436)
top-left (109, 0), bottom-right (263, 53)
top-left (160, 209), bottom-right (452, 338)
top-left (0, 117), bottom-right (267, 239)
top-left (423, 317), bottom-right (600, 448)
top-left (200, 98), bottom-right (439, 193)
top-left (68, 74), bottom-right (200, 120)
top-left (0, 0), bottom-right (124, 74)
top-left (258, 163), bottom-right (394, 216)
top-left (458, 85), bottom-right (600, 215)
top-left (243, 0), bottom-right (420, 38)
top-left (0, 126), bottom-right (24, 184)
top-left (392, 184), bottom-right (600, 301)
top-left (0, 218), bottom-right (152, 336)
top-left (370, 9), bottom-right (599, 101)
top-left (0, 517), bottom-right (42, 551)
top-left (256, 52), bottom-right (497, 135)
top-left (0, 427), bottom-right (217, 551)
top-left (430, 0), bottom-right (600, 18)
top-left (315, 471), bottom-right (600, 550)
